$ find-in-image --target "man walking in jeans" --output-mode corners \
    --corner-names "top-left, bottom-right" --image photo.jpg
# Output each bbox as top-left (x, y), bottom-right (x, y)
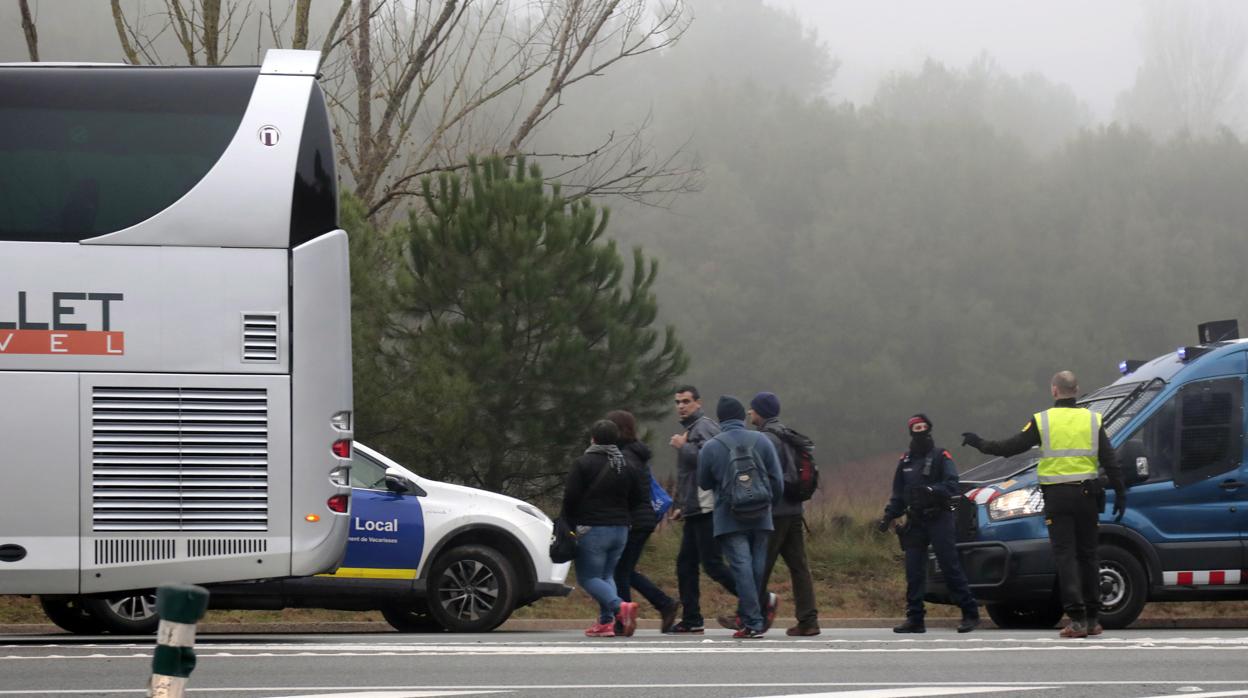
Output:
top-left (697, 395), bottom-right (784, 638)
top-left (668, 385), bottom-right (736, 634)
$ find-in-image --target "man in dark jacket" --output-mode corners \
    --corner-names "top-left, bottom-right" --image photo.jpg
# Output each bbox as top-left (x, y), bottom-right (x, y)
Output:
top-left (878, 414), bottom-right (980, 634)
top-left (668, 385), bottom-right (736, 634)
top-left (697, 395), bottom-right (784, 638)
top-left (962, 370), bottom-right (1126, 637)
top-left (750, 392), bottom-right (820, 636)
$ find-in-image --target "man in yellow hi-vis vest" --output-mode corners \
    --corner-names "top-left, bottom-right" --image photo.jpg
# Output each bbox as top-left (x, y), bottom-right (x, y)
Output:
top-left (961, 371), bottom-right (1126, 638)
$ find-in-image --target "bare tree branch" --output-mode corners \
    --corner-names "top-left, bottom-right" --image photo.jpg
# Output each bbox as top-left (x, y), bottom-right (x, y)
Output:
top-left (18, 0), bottom-right (38, 62)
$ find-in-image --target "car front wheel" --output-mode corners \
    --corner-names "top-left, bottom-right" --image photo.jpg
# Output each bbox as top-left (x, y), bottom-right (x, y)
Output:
top-left (425, 544), bottom-right (518, 633)
top-left (1097, 545), bottom-right (1147, 629)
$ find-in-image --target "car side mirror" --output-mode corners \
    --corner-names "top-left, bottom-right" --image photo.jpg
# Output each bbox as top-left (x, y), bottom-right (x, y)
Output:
top-left (385, 474), bottom-right (426, 496)
top-left (1117, 440), bottom-right (1148, 486)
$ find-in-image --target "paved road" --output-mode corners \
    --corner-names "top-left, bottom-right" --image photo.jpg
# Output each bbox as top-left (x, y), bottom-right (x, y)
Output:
top-left (3, 628), bottom-right (1247, 698)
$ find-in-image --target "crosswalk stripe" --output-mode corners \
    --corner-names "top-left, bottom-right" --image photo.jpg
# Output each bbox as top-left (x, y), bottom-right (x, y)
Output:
top-left (752, 688), bottom-right (1053, 698)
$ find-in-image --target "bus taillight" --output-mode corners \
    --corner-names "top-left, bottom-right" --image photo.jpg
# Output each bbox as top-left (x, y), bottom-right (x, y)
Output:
top-left (332, 439), bottom-right (352, 458)
top-left (326, 495), bottom-right (349, 513)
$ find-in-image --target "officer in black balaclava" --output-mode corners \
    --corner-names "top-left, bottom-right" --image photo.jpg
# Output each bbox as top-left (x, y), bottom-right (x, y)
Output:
top-left (877, 414), bottom-right (980, 633)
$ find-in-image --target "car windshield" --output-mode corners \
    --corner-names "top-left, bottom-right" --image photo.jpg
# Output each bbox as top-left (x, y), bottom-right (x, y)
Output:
top-left (960, 378), bottom-right (1165, 484)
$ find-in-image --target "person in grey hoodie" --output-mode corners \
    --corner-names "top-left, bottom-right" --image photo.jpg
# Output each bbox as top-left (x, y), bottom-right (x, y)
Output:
top-left (697, 395), bottom-right (784, 638)
top-left (667, 385), bottom-right (736, 634)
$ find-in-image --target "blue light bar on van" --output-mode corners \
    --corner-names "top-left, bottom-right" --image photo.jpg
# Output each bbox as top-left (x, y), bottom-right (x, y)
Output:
top-left (1119, 359), bottom-right (1145, 375)
top-left (1178, 346), bottom-right (1210, 362)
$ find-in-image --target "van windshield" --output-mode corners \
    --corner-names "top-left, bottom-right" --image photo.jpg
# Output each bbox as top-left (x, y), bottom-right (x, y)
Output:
top-left (960, 378), bottom-right (1165, 484)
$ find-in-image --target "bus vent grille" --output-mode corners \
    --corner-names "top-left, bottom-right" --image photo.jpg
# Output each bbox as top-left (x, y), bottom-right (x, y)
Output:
top-left (187, 538), bottom-right (267, 558)
top-left (241, 313), bottom-right (280, 362)
top-left (94, 539), bottom-right (176, 565)
top-left (91, 387), bottom-right (269, 532)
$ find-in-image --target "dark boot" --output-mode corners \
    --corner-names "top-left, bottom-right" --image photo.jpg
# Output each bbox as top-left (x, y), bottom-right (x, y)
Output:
top-left (957, 614), bottom-right (981, 633)
top-left (1086, 615), bottom-right (1103, 636)
top-left (893, 617), bottom-right (926, 633)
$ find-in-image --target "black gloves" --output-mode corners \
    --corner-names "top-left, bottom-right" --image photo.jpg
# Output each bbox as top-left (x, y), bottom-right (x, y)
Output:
top-left (1113, 490), bottom-right (1127, 522)
top-left (876, 516), bottom-right (894, 533)
top-left (961, 432), bottom-right (983, 449)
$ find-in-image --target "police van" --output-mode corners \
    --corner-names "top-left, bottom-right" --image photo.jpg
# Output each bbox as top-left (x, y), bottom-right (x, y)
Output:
top-left (930, 320), bottom-right (1248, 629)
top-left (40, 443), bottom-right (572, 633)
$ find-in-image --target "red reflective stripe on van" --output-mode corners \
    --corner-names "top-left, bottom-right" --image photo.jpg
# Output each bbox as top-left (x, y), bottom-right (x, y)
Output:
top-left (1177, 571), bottom-right (1194, 585)
top-left (1210, 570), bottom-right (1226, 585)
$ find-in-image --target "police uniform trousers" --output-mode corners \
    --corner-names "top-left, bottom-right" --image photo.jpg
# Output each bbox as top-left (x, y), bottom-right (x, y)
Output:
top-left (901, 510), bottom-right (977, 620)
top-left (1042, 482), bottom-right (1101, 622)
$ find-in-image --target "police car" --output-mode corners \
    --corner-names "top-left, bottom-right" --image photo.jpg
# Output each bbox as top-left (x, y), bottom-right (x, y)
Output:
top-left (41, 443), bottom-right (572, 633)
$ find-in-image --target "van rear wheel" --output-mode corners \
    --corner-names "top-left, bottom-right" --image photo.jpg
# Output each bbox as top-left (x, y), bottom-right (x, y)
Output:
top-left (985, 600), bottom-right (1063, 629)
top-left (83, 592), bottom-right (160, 634)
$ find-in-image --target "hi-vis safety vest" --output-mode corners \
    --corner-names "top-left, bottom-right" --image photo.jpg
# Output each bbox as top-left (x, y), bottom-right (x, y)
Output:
top-left (1034, 407), bottom-right (1101, 485)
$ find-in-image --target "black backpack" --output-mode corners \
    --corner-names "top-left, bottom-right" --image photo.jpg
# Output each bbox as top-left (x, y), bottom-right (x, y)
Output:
top-left (720, 431), bottom-right (773, 521)
top-left (768, 425), bottom-right (818, 503)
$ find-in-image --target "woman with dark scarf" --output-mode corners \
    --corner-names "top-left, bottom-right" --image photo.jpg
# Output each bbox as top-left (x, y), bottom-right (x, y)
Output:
top-left (607, 410), bottom-right (681, 634)
top-left (561, 419), bottom-right (647, 637)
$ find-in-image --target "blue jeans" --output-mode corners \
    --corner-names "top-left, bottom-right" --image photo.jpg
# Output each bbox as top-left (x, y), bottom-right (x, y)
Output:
top-left (574, 525), bottom-right (628, 623)
top-left (719, 529), bottom-right (770, 632)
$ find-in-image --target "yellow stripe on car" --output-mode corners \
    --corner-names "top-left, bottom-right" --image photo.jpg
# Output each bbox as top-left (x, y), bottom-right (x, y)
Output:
top-left (318, 567), bottom-right (418, 580)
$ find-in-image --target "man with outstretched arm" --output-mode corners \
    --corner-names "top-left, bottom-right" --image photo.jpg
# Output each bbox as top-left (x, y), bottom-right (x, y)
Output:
top-left (962, 370), bottom-right (1126, 638)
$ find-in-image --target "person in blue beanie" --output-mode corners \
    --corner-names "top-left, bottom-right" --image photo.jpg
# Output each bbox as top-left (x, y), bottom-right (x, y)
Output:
top-left (697, 395), bottom-right (784, 638)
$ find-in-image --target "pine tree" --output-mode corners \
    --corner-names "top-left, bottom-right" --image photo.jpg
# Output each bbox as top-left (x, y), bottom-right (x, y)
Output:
top-left (376, 155), bottom-right (687, 496)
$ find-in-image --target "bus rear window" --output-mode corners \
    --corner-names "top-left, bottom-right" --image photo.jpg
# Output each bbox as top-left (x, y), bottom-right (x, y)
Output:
top-left (0, 67), bottom-right (258, 242)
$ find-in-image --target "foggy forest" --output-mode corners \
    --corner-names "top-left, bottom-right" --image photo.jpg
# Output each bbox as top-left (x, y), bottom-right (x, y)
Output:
top-left (6, 0), bottom-right (1248, 498)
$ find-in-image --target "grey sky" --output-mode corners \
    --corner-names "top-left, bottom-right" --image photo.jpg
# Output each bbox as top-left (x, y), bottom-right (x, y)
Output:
top-left (776, 0), bottom-right (1148, 119)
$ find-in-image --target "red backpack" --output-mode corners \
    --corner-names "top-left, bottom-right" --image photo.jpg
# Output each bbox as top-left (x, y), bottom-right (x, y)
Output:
top-left (768, 425), bottom-right (819, 502)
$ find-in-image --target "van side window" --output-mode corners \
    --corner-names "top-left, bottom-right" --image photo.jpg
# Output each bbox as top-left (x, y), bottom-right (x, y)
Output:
top-left (350, 453), bottom-right (388, 490)
top-left (1122, 394), bottom-right (1177, 484)
top-left (1175, 377), bottom-right (1243, 487)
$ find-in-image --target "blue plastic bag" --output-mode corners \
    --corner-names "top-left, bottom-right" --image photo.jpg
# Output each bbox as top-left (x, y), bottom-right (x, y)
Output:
top-left (649, 474), bottom-right (673, 521)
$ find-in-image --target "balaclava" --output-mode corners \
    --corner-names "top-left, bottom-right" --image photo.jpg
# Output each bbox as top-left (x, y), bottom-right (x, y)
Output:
top-left (908, 413), bottom-right (934, 456)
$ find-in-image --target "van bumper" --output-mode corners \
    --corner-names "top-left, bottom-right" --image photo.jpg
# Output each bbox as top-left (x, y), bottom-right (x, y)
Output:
top-left (925, 537), bottom-right (1056, 604)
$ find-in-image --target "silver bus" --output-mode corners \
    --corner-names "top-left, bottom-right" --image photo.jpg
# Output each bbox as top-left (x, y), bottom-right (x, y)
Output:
top-left (0, 50), bottom-right (354, 632)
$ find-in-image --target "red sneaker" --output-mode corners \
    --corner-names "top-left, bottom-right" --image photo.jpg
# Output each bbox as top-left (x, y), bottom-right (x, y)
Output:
top-left (617, 602), bottom-right (639, 637)
top-left (585, 621), bottom-right (615, 637)
top-left (763, 592), bottom-right (779, 633)
top-left (733, 627), bottom-right (765, 639)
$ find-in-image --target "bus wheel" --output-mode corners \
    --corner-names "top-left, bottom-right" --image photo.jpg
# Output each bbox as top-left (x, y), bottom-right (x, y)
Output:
top-left (1097, 545), bottom-right (1147, 630)
top-left (985, 600), bottom-right (1063, 629)
top-left (83, 592), bottom-right (160, 634)
top-left (381, 601), bottom-right (444, 633)
top-left (426, 545), bottom-right (518, 633)
top-left (39, 596), bottom-right (105, 635)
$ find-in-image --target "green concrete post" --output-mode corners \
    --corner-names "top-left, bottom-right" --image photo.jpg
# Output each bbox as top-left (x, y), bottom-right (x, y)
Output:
top-left (147, 584), bottom-right (209, 698)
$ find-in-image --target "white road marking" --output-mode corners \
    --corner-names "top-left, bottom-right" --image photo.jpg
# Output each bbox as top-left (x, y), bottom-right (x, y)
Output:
top-left (754, 689), bottom-right (1052, 698)
top-left (1136, 692), bottom-right (1248, 698)
top-left (273, 692), bottom-right (509, 698)
top-left (0, 682), bottom-right (1247, 695)
top-left (6, 639), bottom-right (1248, 659)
